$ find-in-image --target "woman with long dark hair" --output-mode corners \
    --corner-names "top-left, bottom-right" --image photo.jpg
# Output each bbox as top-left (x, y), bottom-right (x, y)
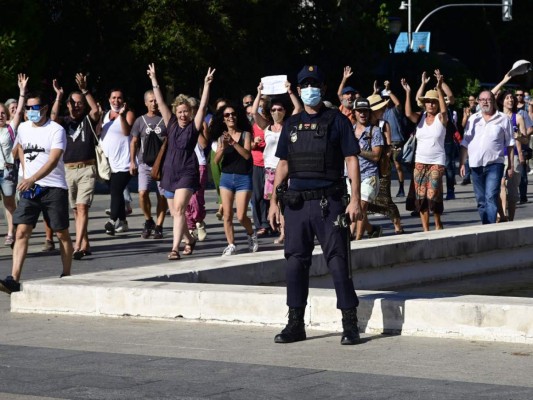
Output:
top-left (211, 104), bottom-right (257, 256)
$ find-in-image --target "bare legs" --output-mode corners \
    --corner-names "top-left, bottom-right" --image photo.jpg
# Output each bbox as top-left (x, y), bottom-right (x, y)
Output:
top-left (221, 189), bottom-right (253, 245)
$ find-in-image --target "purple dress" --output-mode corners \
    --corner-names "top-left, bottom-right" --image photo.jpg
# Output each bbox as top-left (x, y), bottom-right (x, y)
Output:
top-left (161, 115), bottom-right (199, 192)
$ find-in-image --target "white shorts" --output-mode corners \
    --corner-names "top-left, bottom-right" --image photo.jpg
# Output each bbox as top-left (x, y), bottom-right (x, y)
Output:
top-left (361, 175), bottom-right (380, 203)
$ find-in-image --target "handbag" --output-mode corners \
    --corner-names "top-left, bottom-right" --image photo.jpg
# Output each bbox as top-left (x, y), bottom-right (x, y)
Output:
top-left (150, 137), bottom-right (168, 181)
top-left (88, 116), bottom-right (111, 181)
top-left (401, 134), bottom-right (417, 164)
top-left (0, 131), bottom-right (18, 183)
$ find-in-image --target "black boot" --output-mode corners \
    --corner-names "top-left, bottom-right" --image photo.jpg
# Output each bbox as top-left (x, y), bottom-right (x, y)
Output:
top-left (274, 307), bottom-right (306, 343)
top-left (341, 307), bottom-right (362, 345)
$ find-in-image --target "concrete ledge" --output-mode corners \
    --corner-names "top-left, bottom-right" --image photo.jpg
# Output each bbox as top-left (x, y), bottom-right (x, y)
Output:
top-left (11, 281), bottom-right (533, 344)
top-left (9, 221), bottom-right (533, 344)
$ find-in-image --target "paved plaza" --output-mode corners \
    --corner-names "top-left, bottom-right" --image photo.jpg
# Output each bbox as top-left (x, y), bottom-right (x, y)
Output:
top-left (1, 179), bottom-right (533, 399)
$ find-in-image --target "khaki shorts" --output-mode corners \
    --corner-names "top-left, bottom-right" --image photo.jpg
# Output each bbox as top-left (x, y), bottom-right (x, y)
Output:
top-left (66, 164), bottom-right (96, 208)
top-left (361, 175), bottom-right (380, 203)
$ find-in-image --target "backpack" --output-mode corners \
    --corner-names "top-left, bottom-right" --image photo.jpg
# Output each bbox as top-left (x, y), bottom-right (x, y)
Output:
top-left (142, 117), bottom-right (163, 167)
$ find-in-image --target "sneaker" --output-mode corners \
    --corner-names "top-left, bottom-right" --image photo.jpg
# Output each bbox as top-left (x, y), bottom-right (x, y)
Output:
top-left (116, 220), bottom-right (129, 233)
top-left (0, 275), bottom-right (20, 294)
top-left (105, 220), bottom-right (115, 236)
top-left (105, 208), bottom-right (111, 216)
top-left (460, 179), bottom-right (471, 186)
top-left (4, 235), bottom-right (14, 247)
top-left (222, 244), bottom-right (236, 256)
top-left (445, 190), bottom-right (456, 200)
top-left (153, 225), bottom-right (163, 239)
top-left (196, 222), bottom-right (207, 242)
top-left (368, 225), bottom-right (383, 239)
top-left (248, 233), bottom-right (259, 253)
top-left (141, 219), bottom-right (155, 239)
top-left (41, 239), bottom-right (55, 252)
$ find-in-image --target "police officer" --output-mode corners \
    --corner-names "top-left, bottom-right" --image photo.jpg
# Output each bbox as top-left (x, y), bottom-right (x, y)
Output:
top-left (269, 65), bottom-right (363, 345)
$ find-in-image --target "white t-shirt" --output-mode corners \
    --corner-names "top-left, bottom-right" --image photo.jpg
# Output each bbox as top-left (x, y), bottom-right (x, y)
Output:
top-left (194, 143), bottom-right (207, 166)
top-left (461, 110), bottom-right (515, 168)
top-left (0, 124), bottom-right (15, 169)
top-left (414, 113), bottom-right (446, 166)
top-left (17, 119), bottom-right (67, 189)
top-left (101, 112), bottom-right (131, 172)
top-left (263, 126), bottom-right (281, 169)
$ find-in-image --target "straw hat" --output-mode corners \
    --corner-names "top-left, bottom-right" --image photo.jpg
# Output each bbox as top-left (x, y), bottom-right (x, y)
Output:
top-left (418, 89), bottom-right (439, 103)
top-left (367, 94), bottom-right (389, 111)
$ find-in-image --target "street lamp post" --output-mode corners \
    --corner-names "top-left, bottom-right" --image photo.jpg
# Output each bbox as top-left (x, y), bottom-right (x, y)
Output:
top-left (399, 0), bottom-right (411, 50)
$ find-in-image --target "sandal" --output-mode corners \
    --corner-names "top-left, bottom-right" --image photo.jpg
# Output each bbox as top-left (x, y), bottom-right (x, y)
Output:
top-left (274, 236), bottom-right (284, 244)
top-left (182, 239), bottom-right (197, 256)
top-left (167, 250), bottom-right (181, 260)
top-left (73, 249), bottom-right (85, 260)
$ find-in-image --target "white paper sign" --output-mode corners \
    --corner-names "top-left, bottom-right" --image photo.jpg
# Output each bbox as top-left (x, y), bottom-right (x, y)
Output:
top-left (261, 75), bottom-right (287, 95)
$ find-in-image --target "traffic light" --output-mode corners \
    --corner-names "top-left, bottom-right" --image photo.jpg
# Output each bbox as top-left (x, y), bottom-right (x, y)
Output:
top-left (502, 0), bottom-right (512, 21)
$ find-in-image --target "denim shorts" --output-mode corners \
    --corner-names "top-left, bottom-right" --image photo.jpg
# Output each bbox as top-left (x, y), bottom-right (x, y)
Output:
top-left (164, 188), bottom-right (194, 199)
top-left (219, 172), bottom-right (253, 193)
top-left (0, 170), bottom-right (16, 197)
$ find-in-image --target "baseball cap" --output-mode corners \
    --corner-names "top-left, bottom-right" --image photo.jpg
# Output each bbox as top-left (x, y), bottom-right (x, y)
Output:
top-left (353, 98), bottom-right (370, 110)
top-left (342, 86), bottom-right (357, 95)
top-left (297, 65), bottom-right (325, 84)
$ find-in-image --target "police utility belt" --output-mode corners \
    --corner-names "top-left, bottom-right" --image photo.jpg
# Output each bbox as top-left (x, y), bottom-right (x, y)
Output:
top-left (282, 184), bottom-right (344, 207)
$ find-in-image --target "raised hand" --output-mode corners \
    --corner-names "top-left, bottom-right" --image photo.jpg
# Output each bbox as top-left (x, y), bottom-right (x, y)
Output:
top-left (75, 73), bottom-right (88, 91)
top-left (421, 71), bottom-right (430, 85)
top-left (118, 103), bottom-right (128, 115)
top-left (401, 78), bottom-right (411, 92)
top-left (343, 66), bottom-right (353, 80)
top-left (384, 80), bottom-right (391, 90)
top-left (435, 71), bottom-right (444, 89)
top-left (147, 63), bottom-right (157, 81)
top-left (52, 79), bottom-right (64, 98)
top-left (17, 73), bottom-right (29, 94)
top-left (204, 67), bottom-right (215, 85)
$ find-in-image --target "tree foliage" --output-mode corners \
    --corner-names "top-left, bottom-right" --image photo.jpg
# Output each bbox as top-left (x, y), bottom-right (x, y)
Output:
top-left (0, 0), bottom-right (531, 110)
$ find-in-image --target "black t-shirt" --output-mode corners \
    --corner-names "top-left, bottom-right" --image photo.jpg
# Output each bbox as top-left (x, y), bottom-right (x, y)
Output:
top-left (62, 115), bottom-right (97, 163)
top-left (221, 131), bottom-right (253, 175)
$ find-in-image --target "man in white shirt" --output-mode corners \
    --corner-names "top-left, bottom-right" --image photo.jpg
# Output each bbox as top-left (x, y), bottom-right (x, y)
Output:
top-left (459, 90), bottom-right (515, 224)
top-left (0, 92), bottom-right (73, 295)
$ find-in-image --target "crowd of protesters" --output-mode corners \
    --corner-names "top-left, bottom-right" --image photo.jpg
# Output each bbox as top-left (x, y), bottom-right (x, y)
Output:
top-left (0, 64), bottom-right (532, 294)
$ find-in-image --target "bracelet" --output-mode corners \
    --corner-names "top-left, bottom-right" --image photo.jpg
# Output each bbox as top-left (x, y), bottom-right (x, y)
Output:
top-left (19, 94), bottom-right (25, 98)
top-left (54, 98), bottom-right (61, 102)
top-left (153, 85), bottom-right (159, 89)
top-left (81, 89), bottom-right (89, 95)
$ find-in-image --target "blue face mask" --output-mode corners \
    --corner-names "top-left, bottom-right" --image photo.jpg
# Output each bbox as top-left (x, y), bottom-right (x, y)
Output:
top-left (300, 87), bottom-right (322, 107)
top-left (27, 109), bottom-right (41, 123)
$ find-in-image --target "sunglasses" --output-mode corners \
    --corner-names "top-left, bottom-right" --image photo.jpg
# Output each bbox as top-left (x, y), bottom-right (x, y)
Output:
top-left (25, 104), bottom-right (46, 111)
top-left (223, 112), bottom-right (236, 118)
top-left (271, 107), bottom-right (285, 112)
top-left (300, 80), bottom-right (321, 88)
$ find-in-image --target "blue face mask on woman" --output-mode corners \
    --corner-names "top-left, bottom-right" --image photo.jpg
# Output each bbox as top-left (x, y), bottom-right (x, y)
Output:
top-left (26, 110), bottom-right (42, 123)
top-left (300, 87), bottom-right (322, 107)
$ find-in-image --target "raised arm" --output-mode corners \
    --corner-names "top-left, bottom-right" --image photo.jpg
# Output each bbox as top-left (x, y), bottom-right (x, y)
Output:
top-left (195, 67), bottom-right (215, 132)
top-left (147, 63), bottom-right (172, 125)
top-left (401, 78), bottom-right (419, 123)
top-left (435, 69), bottom-right (455, 105)
top-left (287, 81), bottom-right (302, 115)
top-left (337, 66), bottom-right (353, 102)
top-left (252, 82), bottom-right (270, 130)
top-left (491, 72), bottom-right (512, 96)
top-left (415, 71), bottom-right (431, 103)
top-left (435, 73), bottom-right (448, 126)
top-left (11, 74), bottom-right (28, 130)
top-left (384, 80), bottom-right (401, 108)
top-left (76, 73), bottom-right (100, 122)
top-left (50, 79), bottom-right (64, 122)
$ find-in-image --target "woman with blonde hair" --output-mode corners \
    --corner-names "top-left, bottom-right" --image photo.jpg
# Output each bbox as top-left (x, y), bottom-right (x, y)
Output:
top-left (147, 63), bottom-right (215, 260)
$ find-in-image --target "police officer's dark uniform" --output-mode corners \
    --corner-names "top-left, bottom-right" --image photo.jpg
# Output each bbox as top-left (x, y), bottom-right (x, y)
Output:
top-left (272, 65), bottom-right (362, 345)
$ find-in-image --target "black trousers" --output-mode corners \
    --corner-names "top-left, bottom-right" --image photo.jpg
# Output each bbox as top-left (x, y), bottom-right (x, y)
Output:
top-left (252, 165), bottom-right (269, 230)
top-left (283, 194), bottom-right (358, 310)
top-left (109, 171), bottom-right (131, 222)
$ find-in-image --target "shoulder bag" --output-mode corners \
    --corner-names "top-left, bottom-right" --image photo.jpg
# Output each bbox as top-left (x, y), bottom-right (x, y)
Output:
top-left (150, 137), bottom-right (168, 181)
top-left (401, 134), bottom-right (417, 164)
top-left (88, 116), bottom-right (111, 181)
